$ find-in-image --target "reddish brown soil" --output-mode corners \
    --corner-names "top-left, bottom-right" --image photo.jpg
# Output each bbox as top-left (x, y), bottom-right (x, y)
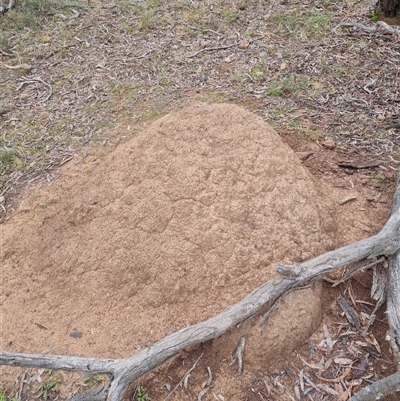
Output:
top-left (1, 103), bottom-right (397, 400)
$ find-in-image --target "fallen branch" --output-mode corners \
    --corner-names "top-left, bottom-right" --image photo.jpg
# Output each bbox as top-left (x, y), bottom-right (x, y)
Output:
top-left (388, 167), bottom-right (400, 366)
top-left (1, 168), bottom-right (399, 401)
top-left (331, 21), bottom-right (400, 40)
top-left (347, 370), bottom-right (400, 401)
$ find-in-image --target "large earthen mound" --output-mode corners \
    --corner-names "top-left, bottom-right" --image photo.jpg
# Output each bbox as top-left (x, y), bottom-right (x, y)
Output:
top-left (1, 103), bottom-right (337, 359)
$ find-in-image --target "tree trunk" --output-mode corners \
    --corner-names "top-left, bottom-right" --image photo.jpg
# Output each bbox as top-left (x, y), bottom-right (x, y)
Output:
top-left (379, 0), bottom-right (400, 18)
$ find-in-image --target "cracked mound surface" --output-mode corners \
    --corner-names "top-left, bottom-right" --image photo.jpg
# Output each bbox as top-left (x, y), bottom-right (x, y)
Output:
top-left (2, 103), bottom-right (336, 358)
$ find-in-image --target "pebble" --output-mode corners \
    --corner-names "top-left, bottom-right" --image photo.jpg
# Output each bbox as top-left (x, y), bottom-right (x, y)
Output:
top-left (322, 138), bottom-right (336, 149)
top-left (238, 40), bottom-right (249, 49)
top-left (70, 330), bottom-right (83, 339)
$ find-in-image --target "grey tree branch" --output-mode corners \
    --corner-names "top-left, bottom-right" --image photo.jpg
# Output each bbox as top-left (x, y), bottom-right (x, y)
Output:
top-left (331, 21), bottom-right (400, 40)
top-left (1, 168), bottom-right (399, 401)
top-left (388, 248), bottom-right (400, 366)
top-left (388, 166), bottom-right (400, 366)
top-left (347, 370), bottom-right (400, 401)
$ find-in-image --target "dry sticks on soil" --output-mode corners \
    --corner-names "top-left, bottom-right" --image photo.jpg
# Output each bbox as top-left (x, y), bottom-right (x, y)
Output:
top-left (16, 77), bottom-right (53, 104)
top-left (1, 168), bottom-right (400, 401)
top-left (186, 35), bottom-right (265, 58)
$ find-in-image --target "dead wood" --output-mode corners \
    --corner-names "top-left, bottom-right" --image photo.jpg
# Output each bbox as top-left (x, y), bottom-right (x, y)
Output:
top-left (348, 168), bottom-right (400, 401)
top-left (331, 21), bottom-right (400, 39)
top-left (387, 166), bottom-right (400, 366)
top-left (347, 370), bottom-right (400, 401)
top-left (388, 248), bottom-right (400, 366)
top-left (1, 168), bottom-right (399, 401)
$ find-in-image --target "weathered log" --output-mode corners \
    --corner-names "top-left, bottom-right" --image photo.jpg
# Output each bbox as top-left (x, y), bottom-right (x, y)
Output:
top-left (347, 370), bottom-right (400, 401)
top-left (347, 170), bottom-right (400, 401)
top-left (331, 21), bottom-right (400, 40)
top-left (1, 169), bottom-right (399, 401)
top-left (388, 167), bottom-right (400, 366)
top-left (388, 248), bottom-right (400, 367)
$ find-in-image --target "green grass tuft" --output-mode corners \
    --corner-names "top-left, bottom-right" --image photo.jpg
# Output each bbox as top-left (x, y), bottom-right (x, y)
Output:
top-left (222, 8), bottom-right (239, 23)
top-left (1, 0), bottom-right (67, 30)
top-left (135, 386), bottom-right (150, 401)
top-left (266, 75), bottom-right (309, 97)
top-left (270, 10), bottom-right (332, 39)
top-left (0, 387), bottom-right (20, 401)
top-left (0, 149), bottom-right (23, 175)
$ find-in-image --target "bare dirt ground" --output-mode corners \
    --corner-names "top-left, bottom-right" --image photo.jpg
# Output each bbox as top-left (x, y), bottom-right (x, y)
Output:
top-left (1, 1), bottom-right (400, 401)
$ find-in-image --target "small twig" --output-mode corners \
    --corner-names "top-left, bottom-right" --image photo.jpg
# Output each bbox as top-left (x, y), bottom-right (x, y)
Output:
top-left (70, 9), bottom-right (80, 19)
top-left (338, 160), bottom-right (381, 169)
top-left (233, 336), bottom-right (246, 375)
top-left (17, 372), bottom-right (26, 400)
top-left (35, 322), bottom-right (49, 330)
top-left (1, 62), bottom-right (31, 70)
top-left (124, 50), bottom-right (155, 61)
top-left (187, 43), bottom-right (238, 58)
top-left (248, 35), bottom-right (266, 44)
top-left (363, 79), bottom-right (377, 94)
top-left (339, 195), bottom-right (357, 205)
top-left (55, 13), bottom-right (68, 20)
top-left (316, 367), bottom-right (351, 383)
top-left (338, 295), bottom-right (361, 330)
top-left (205, 367), bottom-right (212, 387)
top-left (163, 352), bottom-right (203, 401)
top-left (197, 387), bottom-right (209, 401)
top-left (58, 156), bottom-right (74, 167)
top-left (186, 35), bottom-right (265, 58)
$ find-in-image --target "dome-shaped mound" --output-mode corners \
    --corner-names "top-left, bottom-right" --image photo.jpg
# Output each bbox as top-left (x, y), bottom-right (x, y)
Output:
top-left (2, 103), bottom-right (336, 357)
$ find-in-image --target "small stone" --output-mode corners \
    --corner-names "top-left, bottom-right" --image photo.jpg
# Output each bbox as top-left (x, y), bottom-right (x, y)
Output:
top-left (70, 330), bottom-right (83, 338)
top-left (238, 40), bottom-right (249, 49)
top-left (322, 138), bottom-right (336, 149)
top-left (224, 57), bottom-right (232, 63)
